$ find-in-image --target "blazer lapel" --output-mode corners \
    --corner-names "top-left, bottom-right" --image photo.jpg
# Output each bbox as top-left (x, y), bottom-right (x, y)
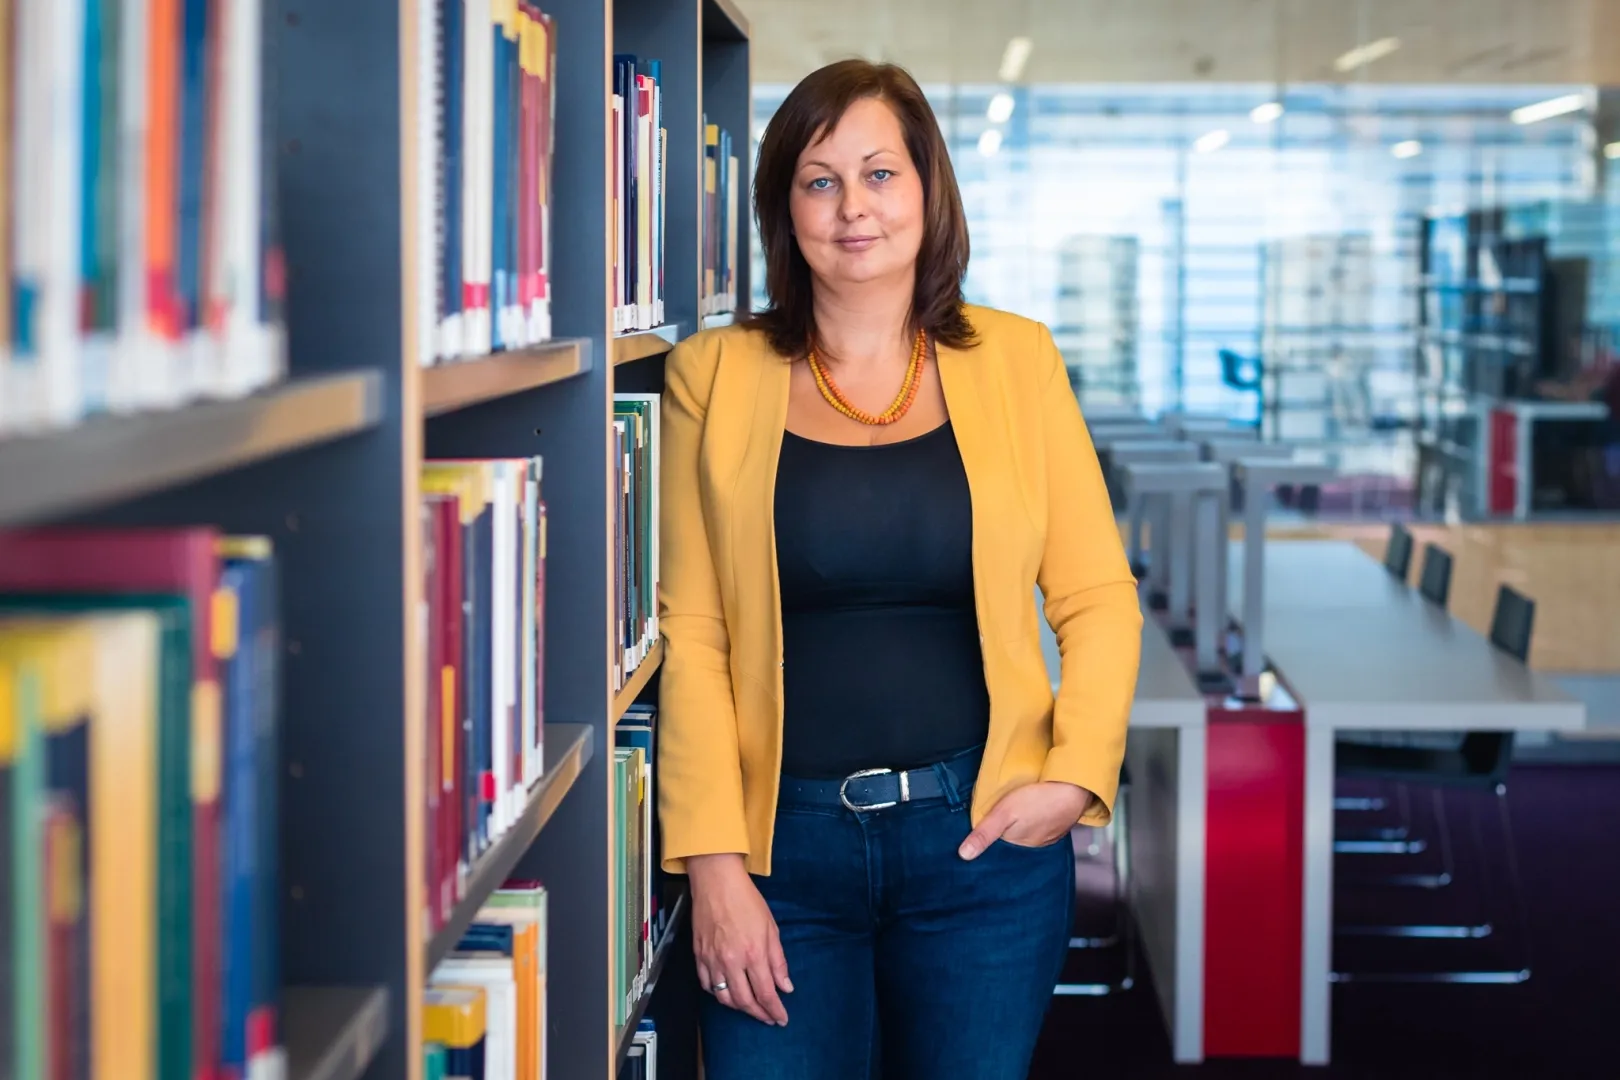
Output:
top-left (937, 340), bottom-right (999, 641)
top-left (732, 349), bottom-right (792, 682)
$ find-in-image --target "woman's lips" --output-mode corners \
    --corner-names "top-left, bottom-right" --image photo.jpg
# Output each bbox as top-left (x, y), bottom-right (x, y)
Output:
top-left (835, 236), bottom-right (879, 251)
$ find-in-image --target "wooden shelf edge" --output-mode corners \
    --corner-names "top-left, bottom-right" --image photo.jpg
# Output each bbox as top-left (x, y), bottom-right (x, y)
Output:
top-left (703, 0), bottom-right (751, 40)
top-left (421, 339), bottom-right (591, 417)
top-left (612, 324), bottom-right (684, 366)
top-left (285, 985), bottom-right (390, 1080)
top-left (0, 371), bottom-right (382, 528)
top-left (426, 722), bottom-right (594, 969)
top-left (612, 639), bottom-right (664, 722)
top-left (616, 892), bottom-right (689, 1067)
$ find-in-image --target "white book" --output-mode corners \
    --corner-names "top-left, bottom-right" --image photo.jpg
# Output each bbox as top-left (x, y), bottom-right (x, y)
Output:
top-left (491, 463), bottom-right (514, 834)
top-left (636, 107), bottom-right (652, 330)
top-left (461, 0), bottom-right (492, 358)
top-left (521, 462), bottom-right (538, 789)
top-left (111, 0), bottom-right (154, 415)
top-left (431, 958), bottom-right (517, 1080)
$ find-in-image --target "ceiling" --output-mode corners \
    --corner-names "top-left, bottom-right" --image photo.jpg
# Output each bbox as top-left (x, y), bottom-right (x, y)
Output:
top-left (739, 0), bottom-right (1620, 87)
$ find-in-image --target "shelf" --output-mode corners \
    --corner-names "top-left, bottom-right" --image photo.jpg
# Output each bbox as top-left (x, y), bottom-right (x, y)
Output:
top-left (616, 892), bottom-right (689, 1068)
top-left (427, 722), bottom-right (594, 970)
top-left (701, 312), bottom-right (736, 331)
top-left (421, 339), bottom-right (592, 417)
top-left (0, 372), bottom-right (382, 527)
top-left (612, 324), bottom-right (683, 366)
top-left (702, 0), bottom-right (750, 39)
top-left (285, 986), bottom-right (389, 1080)
top-left (613, 639), bottom-right (664, 722)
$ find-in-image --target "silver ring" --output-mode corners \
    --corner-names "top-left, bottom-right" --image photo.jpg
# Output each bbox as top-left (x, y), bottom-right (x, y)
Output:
top-left (713, 980), bottom-right (729, 993)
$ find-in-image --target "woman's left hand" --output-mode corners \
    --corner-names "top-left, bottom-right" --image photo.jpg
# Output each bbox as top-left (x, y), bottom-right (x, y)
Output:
top-left (958, 781), bottom-right (1094, 860)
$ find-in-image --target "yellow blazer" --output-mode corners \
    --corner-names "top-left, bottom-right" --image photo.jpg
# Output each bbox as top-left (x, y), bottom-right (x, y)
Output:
top-left (657, 304), bottom-right (1143, 876)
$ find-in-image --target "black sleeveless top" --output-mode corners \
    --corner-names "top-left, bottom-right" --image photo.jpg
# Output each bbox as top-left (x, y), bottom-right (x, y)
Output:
top-left (773, 421), bottom-right (992, 780)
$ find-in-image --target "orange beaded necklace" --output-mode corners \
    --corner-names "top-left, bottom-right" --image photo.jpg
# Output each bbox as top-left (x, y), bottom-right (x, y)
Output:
top-left (806, 328), bottom-right (927, 427)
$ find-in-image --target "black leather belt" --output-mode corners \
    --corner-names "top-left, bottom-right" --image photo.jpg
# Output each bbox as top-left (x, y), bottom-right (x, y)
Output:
top-left (778, 745), bottom-right (984, 813)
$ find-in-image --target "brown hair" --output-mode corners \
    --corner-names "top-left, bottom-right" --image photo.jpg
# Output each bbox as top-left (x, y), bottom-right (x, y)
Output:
top-left (746, 60), bottom-right (977, 358)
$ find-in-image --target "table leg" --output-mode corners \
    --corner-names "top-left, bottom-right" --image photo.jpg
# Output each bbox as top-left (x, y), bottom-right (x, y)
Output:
top-left (1514, 413), bottom-right (1533, 521)
top-left (1194, 493), bottom-right (1221, 675)
top-left (1128, 494), bottom-right (1147, 571)
top-left (1241, 486), bottom-right (1268, 682)
top-left (1125, 725), bottom-right (1207, 1065)
top-left (1150, 495), bottom-right (1171, 604)
top-left (1169, 491), bottom-right (1193, 623)
top-left (1300, 724), bottom-right (1336, 1066)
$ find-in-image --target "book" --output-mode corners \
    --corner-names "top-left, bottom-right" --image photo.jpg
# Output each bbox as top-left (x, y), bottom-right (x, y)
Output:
top-left (421, 459), bottom-right (547, 929)
top-left (427, 0), bottom-right (556, 363)
top-left (611, 55), bottom-right (666, 335)
top-left (700, 119), bottom-right (739, 318)
top-left (0, 0), bottom-right (285, 439)
top-left (611, 395), bottom-right (660, 690)
top-left (0, 530), bottom-right (286, 1080)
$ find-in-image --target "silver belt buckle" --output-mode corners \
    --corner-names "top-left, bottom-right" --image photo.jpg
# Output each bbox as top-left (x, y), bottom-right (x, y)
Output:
top-left (839, 767), bottom-right (907, 812)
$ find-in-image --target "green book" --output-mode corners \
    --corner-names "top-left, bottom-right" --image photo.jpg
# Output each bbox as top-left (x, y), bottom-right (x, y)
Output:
top-left (0, 596), bottom-right (193, 1080)
top-left (423, 1042), bottom-right (447, 1080)
top-left (2, 639), bottom-right (45, 1080)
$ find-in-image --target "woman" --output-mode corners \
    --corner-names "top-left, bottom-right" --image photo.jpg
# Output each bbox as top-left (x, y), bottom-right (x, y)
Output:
top-left (657, 59), bottom-right (1142, 1078)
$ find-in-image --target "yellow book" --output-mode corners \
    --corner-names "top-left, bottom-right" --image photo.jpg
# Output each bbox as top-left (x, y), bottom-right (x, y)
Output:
top-left (88, 613), bottom-right (161, 1080)
top-left (423, 986), bottom-right (488, 1070)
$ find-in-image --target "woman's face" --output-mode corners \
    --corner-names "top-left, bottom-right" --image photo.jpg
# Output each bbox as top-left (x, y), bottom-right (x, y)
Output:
top-left (789, 96), bottom-right (925, 292)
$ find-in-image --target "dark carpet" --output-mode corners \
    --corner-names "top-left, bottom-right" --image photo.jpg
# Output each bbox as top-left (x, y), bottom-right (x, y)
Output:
top-left (1029, 765), bottom-right (1620, 1079)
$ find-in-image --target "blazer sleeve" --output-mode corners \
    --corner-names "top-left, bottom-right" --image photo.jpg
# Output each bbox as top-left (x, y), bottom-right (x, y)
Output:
top-left (657, 339), bottom-right (752, 872)
top-left (1033, 323), bottom-right (1144, 827)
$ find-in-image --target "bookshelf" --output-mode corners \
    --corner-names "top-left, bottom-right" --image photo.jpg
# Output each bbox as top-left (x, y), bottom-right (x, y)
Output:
top-left (0, 373), bottom-right (383, 526)
top-left (0, 0), bottom-right (749, 1076)
top-left (421, 339), bottom-right (594, 416)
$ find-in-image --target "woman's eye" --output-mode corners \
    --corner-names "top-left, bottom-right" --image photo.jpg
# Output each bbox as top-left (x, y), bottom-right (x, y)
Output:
top-left (870, 169), bottom-right (893, 182)
top-left (809, 177), bottom-right (833, 190)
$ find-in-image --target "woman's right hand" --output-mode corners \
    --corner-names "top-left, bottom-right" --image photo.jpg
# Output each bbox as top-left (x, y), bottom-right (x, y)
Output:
top-left (687, 853), bottom-right (792, 1026)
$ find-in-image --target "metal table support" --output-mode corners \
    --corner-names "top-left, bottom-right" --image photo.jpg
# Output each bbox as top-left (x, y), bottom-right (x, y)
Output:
top-left (1121, 461), bottom-right (1229, 686)
top-left (1231, 458), bottom-right (1337, 692)
top-left (1107, 441), bottom-right (1200, 574)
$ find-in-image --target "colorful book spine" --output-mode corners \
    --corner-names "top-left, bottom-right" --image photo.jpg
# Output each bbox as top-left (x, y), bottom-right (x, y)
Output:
top-left (430, 0), bottom-right (554, 363)
top-left (0, 0), bottom-right (284, 438)
top-left (0, 530), bottom-right (286, 1080)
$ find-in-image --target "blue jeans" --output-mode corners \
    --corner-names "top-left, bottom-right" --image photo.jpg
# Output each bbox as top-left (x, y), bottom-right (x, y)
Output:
top-left (700, 755), bottom-right (1074, 1079)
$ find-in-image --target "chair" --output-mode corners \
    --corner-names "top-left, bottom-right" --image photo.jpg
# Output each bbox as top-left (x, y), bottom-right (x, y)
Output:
top-left (1383, 522), bottom-right (1415, 580)
top-left (1331, 585), bottom-right (1536, 984)
top-left (1418, 543), bottom-right (1454, 608)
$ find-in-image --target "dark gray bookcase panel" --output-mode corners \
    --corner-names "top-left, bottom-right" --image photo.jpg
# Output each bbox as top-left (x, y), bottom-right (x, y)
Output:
top-left (0, 0), bottom-right (751, 1077)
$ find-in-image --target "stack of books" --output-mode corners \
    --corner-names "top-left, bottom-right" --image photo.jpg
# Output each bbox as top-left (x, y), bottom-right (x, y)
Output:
top-left (425, 881), bottom-right (550, 1078)
top-left (421, 459), bottom-right (549, 931)
top-left (701, 119), bottom-right (740, 318)
top-left (612, 56), bottom-right (668, 334)
top-left (0, 528), bottom-right (284, 1080)
top-left (0, 0), bottom-right (285, 438)
top-left (615, 703), bottom-right (675, 1031)
top-left (612, 395), bottom-right (660, 691)
top-left (425, 0), bottom-right (559, 364)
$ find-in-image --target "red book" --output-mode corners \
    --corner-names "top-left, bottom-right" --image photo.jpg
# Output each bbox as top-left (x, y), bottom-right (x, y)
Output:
top-left (0, 527), bottom-right (223, 1080)
top-left (421, 500), bottom-right (443, 932)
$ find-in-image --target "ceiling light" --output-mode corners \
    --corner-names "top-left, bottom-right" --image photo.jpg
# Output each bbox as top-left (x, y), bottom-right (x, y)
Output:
top-left (987, 92), bottom-right (1015, 124)
top-left (1605, 141), bottom-right (1620, 159)
top-left (978, 128), bottom-right (1003, 157)
top-left (1194, 128), bottom-right (1230, 153)
top-left (1391, 139), bottom-right (1423, 159)
top-left (1334, 36), bottom-right (1401, 73)
top-left (1250, 101), bottom-right (1284, 124)
top-left (998, 37), bottom-right (1032, 82)
top-left (1510, 92), bottom-right (1588, 125)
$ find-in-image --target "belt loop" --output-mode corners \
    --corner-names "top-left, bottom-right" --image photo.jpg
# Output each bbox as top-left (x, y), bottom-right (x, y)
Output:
top-left (934, 759), bottom-right (966, 810)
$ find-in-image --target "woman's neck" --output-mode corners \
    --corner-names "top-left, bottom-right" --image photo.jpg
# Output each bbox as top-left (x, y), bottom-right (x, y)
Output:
top-left (810, 274), bottom-right (914, 371)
